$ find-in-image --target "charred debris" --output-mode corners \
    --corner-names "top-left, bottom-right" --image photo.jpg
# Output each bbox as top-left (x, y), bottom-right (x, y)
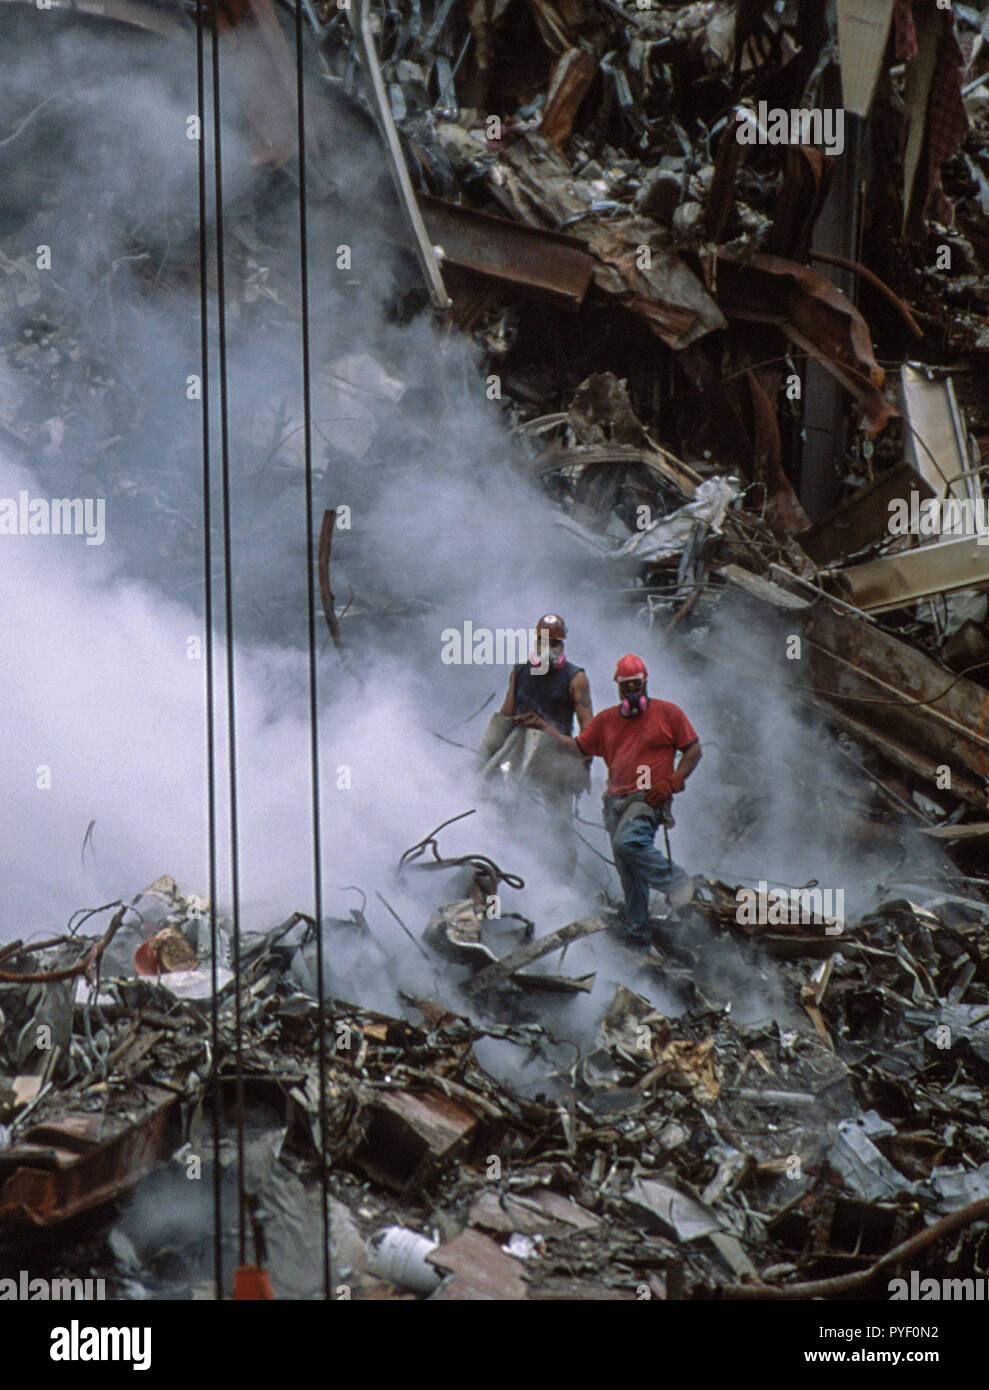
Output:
top-left (3, 0), bottom-right (989, 1299)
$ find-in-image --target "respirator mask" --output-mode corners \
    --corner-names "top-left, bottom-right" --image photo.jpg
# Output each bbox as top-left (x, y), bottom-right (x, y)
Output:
top-left (531, 640), bottom-right (566, 671)
top-left (618, 679), bottom-right (648, 716)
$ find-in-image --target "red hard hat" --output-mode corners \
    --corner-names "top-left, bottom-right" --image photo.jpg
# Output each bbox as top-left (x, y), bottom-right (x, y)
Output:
top-left (535, 613), bottom-right (567, 640)
top-left (614, 653), bottom-right (648, 681)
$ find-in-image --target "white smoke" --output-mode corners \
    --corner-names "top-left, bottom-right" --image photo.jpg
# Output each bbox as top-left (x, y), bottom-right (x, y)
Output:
top-left (0, 19), bottom-right (939, 1032)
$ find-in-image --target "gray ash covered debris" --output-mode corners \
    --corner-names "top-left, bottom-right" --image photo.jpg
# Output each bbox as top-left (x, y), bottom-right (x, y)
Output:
top-left (2, 867), bottom-right (988, 1300)
top-left (3, 0), bottom-right (989, 1303)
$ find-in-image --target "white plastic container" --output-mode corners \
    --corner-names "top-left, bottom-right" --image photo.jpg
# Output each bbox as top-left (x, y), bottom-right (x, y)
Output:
top-left (371, 1226), bottom-right (442, 1295)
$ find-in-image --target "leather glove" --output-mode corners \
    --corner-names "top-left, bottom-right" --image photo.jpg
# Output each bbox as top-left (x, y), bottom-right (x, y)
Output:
top-left (643, 780), bottom-right (673, 807)
top-left (643, 770), bottom-right (685, 806)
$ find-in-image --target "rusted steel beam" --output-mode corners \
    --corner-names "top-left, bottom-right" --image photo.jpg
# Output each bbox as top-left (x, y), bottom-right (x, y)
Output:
top-left (0, 1087), bottom-right (178, 1229)
top-left (705, 114), bottom-right (748, 243)
top-left (725, 1193), bottom-right (989, 1300)
top-left (463, 915), bottom-right (606, 996)
top-left (716, 251), bottom-right (894, 434)
top-left (317, 508), bottom-right (343, 650)
top-left (539, 47), bottom-right (597, 148)
top-left (799, 461), bottom-right (933, 565)
top-left (809, 251), bottom-right (924, 339)
top-left (350, 1085), bottom-right (479, 1193)
top-left (419, 195), bottom-right (594, 311)
top-left (800, 602), bottom-right (989, 808)
top-left (765, 146), bottom-right (831, 262)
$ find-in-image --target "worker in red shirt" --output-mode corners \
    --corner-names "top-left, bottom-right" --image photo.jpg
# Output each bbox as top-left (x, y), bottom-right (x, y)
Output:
top-left (516, 653), bottom-right (701, 943)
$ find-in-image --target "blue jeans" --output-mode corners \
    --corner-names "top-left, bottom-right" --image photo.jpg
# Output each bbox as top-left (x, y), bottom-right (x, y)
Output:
top-left (602, 793), bottom-right (688, 937)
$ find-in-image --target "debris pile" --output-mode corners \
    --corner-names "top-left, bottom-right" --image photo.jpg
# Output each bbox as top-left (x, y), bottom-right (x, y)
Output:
top-left (309, 0), bottom-right (989, 844)
top-left (2, 0), bottom-right (989, 1303)
top-left (2, 858), bottom-right (988, 1300)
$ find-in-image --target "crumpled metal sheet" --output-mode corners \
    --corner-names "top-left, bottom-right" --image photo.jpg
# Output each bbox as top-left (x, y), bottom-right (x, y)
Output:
top-left (614, 476), bottom-right (739, 561)
top-left (557, 475), bottom-right (739, 561)
top-left (483, 135), bottom-right (725, 348)
top-left (908, 1001), bottom-right (989, 1066)
top-left (590, 221), bottom-right (728, 348)
top-left (925, 1161), bottom-right (989, 1214)
top-left (625, 1178), bottom-right (722, 1242)
top-left (829, 1117), bottom-right (917, 1202)
top-left (716, 252), bottom-right (894, 434)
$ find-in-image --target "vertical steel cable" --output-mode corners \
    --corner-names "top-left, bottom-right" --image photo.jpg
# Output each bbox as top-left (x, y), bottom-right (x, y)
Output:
top-left (293, 1), bottom-right (332, 1302)
top-left (194, 0), bottom-right (224, 1301)
top-left (209, 0), bottom-right (248, 1272)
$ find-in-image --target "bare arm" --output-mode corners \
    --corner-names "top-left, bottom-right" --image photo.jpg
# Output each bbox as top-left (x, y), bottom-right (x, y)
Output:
top-left (498, 669), bottom-right (516, 717)
top-left (570, 669), bottom-right (593, 732)
top-left (676, 740), bottom-right (702, 782)
top-left (513, 710), bottom-right (584, 757)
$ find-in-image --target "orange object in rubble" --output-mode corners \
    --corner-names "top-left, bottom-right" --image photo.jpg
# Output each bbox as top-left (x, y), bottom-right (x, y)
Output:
top-left (233, 1265), bottom-right (275, 1300)
top-left (133, 925), bottom-right (199, 977)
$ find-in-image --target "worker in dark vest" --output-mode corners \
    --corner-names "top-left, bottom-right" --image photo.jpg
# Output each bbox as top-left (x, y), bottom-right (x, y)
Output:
top-left (517, 652), bottom-right (701, 943)
top-left (478, 614), bottom-right (592, 819)
top-left (507, 614), bottom-right (592, 738)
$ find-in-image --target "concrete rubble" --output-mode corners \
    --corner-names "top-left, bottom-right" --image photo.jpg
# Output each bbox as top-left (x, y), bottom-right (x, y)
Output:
top-left (2, 853), bottom-right (989, 1299)
top-left (2, 0), bottom-right (989, 1304)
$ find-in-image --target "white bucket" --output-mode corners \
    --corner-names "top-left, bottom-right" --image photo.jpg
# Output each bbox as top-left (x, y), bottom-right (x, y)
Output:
top-left (371, 1226), bottom-right (442, 1295)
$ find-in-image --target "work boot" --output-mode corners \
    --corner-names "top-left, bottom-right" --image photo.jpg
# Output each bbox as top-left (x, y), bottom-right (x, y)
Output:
top-left (668, 876), bottom-right (697, 911)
